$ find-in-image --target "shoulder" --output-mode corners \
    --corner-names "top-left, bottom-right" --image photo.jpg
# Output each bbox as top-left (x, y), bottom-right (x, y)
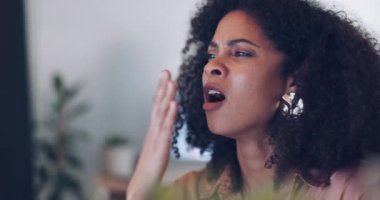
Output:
top-left (328, 166), bottom-right (364, 199)
top-left (309, 158), bottom-right (380, 200)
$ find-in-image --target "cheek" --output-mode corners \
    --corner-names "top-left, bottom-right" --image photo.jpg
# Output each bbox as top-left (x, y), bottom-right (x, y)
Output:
top-left (231, 74), bottom-right (283, 122)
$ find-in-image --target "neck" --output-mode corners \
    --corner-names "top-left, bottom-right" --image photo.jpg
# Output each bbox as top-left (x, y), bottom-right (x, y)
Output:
top-left (235, 130), bottom-right (275, 192)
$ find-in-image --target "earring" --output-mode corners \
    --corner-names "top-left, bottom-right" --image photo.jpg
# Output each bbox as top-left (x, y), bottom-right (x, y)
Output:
top-left (280, 92), bottom-right (303, 118)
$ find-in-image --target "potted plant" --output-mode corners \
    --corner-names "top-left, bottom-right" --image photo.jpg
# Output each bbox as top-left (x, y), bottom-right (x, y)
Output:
top-left (103, 133), bottom-right (136, 178)
top-left (35, 74), bottom-right (89, 200)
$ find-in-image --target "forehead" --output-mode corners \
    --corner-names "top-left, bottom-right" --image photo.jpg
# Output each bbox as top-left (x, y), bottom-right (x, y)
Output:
top-left (212, 10), bottom-right (276, 50)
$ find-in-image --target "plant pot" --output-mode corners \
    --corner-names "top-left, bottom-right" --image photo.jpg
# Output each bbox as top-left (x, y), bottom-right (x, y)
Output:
top-left (104, 145), bottom-right (136, 178)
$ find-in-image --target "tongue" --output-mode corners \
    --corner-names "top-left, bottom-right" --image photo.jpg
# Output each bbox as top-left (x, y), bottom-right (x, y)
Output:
top-left (209, 93), bottom-right (225, 102)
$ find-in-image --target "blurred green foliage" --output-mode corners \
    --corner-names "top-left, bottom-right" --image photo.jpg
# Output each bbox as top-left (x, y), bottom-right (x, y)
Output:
top-left (104, 133), bottom-right (130, 147)
top-left (34, 74), bottom-right (90, 200)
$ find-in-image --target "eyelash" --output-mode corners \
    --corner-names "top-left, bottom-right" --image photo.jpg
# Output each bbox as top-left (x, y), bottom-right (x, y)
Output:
top-left (233, 51), bottom-right (253, 58)
top-left (207, 50), bottom-right (253, 60)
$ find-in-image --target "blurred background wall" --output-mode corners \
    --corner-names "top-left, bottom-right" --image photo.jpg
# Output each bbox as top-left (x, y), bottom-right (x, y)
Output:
top-left (26, 0), bottom-right (203, 199)
top-left (24, 0), bottom-right (380, 199)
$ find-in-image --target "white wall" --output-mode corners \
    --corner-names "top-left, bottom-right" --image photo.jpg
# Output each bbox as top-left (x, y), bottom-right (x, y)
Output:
top-left (25, 0), bottom-right (380, 198)
top-left (25, 0), bottom-right (202, 197)
top-left (319, 0), bottom-right (380, 36)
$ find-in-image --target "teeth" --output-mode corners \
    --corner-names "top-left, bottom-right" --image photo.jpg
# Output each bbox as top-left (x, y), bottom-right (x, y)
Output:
top-left (207, 89), bottom-right (225, 102)
top-left (208, 89), bottom-right (221, 95)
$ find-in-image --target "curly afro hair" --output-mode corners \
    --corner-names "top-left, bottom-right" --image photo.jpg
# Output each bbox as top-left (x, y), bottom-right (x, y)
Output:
top-left (172, 0), bottom-right (380, 191)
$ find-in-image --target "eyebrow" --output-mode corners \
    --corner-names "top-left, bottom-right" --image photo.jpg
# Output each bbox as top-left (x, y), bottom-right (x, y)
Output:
top-left (208, 38), bottom-right (260, 48)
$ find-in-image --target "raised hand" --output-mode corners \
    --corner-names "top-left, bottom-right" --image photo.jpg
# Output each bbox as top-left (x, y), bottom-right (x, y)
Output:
top-left (126, 70), bottom-right (178, 200)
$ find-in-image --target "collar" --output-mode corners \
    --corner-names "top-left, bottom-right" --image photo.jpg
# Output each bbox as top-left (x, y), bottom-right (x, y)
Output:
top-left (198, 167), bottom-right (243, 200)
top-left (197, 167), bottom-right (323, 200)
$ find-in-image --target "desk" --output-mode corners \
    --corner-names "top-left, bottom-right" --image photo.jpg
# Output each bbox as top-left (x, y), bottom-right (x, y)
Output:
top-left (94, 160), bottom-right (206, 199)
top-left (95, 174), bottom-right (129, 200)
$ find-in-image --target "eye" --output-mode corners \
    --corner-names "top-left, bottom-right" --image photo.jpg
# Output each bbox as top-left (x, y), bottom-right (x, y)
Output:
top-left (233, 50), bottom-right (253, 58)
top-left (207, 52), bottom-right (216, 60)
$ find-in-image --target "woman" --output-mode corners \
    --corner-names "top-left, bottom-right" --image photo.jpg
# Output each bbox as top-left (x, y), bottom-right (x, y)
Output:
top-left (127, 0), bottom-right (380, 199)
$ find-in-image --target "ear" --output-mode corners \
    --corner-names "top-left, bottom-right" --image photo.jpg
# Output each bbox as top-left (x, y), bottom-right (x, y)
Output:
top-left (284, 75), bottom-right (297, 94)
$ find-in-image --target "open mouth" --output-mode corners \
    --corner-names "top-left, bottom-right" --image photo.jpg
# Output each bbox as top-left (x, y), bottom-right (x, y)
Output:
top-left (203, 85), bottom-right (226, 111)
top-left (204, 87), bottom-right (226, 103)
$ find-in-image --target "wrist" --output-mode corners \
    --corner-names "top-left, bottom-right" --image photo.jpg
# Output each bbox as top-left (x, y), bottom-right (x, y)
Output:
top-left (126, 187), bottom-right (145, 200)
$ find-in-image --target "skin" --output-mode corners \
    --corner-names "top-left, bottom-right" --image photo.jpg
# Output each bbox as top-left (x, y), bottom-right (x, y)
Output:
top-left (203, 10), bottom-right (296, 192)
top-left (204, 10), bottom-right (290, 139)
top-left (127, 70), bottom-right (178, 200)
top-left (127, 10), bottom-right (296, 199)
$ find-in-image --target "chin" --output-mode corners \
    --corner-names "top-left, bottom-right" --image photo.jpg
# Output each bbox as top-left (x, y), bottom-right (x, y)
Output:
top-left (206, 122), bottom-right (239, 139)
top-left (205, 114), bottom-right (242, 138)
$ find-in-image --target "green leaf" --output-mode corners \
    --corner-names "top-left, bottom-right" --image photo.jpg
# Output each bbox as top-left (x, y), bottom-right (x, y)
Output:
top-left (68, 102), bottom-right (90, 120)
top-left (60, 172), bottom-right (84, 199)
top-left (61, 84), bottom-right (82, 105)
top-left (43, 117), bottom-right (57, 131)
top-left (53, 74), bottom-right (64, 95)
top-left (39, 141), bottom-right (57, 162)
top-left (105, 133), bottom-right (130, 147)
top-left (37, 166), bottom-right (49, 182)
top-left (49, 184), bottom-right (63, 200)
top-left (65, 154), bottom-right (82, 169)
top-left (67, 129), bottom-right (90, 141)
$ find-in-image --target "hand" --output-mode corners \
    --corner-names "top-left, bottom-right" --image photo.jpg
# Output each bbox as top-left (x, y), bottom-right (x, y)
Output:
top-left (127, 70), bottom-right (178, 200)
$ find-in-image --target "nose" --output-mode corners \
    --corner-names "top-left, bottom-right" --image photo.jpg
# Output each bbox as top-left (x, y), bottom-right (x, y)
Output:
top-left (203, 58), bottom-right (228, 78)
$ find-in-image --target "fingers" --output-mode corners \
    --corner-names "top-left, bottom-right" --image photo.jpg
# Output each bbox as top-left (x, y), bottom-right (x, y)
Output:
top-left (162, 101), bottom-right (178, 136)
top-left (150, 70), bottom-right (178, 131)
top-left (153, 70), bottom-right (171, 104)
top-left (157, 80), bottom-right (176, 123)
top-left (127, 71), bottom-right (178, 199)
top-left (151, 71), bottom-right (169, 124)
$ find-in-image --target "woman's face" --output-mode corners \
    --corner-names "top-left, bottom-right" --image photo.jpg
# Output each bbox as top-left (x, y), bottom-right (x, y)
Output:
top-left (202, 10), bottom-right (294, 139)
